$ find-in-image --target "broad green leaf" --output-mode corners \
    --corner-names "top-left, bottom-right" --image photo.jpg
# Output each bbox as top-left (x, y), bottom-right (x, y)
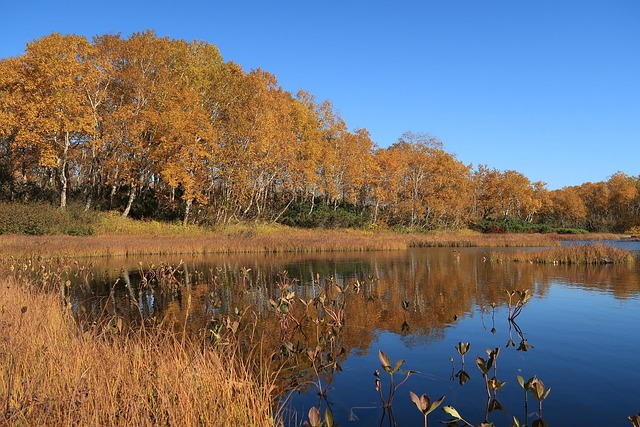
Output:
top-left (324, 407), bottom-right (334, 427)
top-left (442, 405), bottom-right (462, 419)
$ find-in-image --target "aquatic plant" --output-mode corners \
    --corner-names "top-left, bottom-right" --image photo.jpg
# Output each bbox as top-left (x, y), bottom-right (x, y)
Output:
top-left (375, 350), bottom-right (416, 409)
top-left (530, 377), bottom-right (551, 420)
top-left (516, 375), bottom-right (535, 425)
top-left (455, 341), bottom-right (471, 364)
top-left (441, 405), bottom-right (482, 426)
top-left (409, 391), bottom-right (445, 427)
top-left (453, 341), bottom-right (471, 386)
top-left (305, 406), bottom-right (335, 427)
top-left (505, 289), bottom-right (531, 321)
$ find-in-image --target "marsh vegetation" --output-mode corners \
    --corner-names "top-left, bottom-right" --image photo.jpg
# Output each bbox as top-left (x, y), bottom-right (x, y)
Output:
top-left (1, 240), bottom-right (639, 426)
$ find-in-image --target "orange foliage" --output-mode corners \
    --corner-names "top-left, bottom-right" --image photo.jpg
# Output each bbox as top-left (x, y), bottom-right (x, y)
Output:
top-left (1, 32), bottom-right (639, 232)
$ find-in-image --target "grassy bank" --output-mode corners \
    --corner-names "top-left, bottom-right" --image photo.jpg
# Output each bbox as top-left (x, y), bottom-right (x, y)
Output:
top-left (0, 227), bottom-right (625, 259)
top-left (0, 204), bottom-right (627, 258)
top-left (0, 278), bottom-right (279, 426)
top-left (0, 203), bottom-right (627, 259)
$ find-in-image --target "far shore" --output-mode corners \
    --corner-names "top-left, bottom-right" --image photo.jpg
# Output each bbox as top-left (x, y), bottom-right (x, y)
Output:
top-left (0, 228), bottom-right (625, 259)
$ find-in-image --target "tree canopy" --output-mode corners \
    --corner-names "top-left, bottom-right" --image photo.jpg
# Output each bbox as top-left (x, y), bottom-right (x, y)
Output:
top-left (1, 31), bottom-right (638, 232)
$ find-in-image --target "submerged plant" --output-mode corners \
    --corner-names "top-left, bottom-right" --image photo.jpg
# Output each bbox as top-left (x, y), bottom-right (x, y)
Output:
top-left (507, 318), bottom-right (534, 352)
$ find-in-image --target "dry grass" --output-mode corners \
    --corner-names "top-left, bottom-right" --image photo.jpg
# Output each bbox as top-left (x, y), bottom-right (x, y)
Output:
top-left (0, 279), bottom-right (280, 426)
top-left (0, 222), bottom-right (626, 259)
top-left (488, 243), bottom-right (635, 265)
top-left (0, 230), bottom-right (409, 258)
top-left (407, 231), bottom-right (561, 248)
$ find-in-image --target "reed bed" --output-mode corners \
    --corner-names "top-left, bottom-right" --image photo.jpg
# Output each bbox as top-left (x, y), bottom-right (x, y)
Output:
top-left (0, 230), bottom-right (409, 258)
top-left (408, 232), bottom-right (562, 248)
top-left (0, 224), bottom-right (625, 259)
top-left (0, 279), bottom-right (280, 426)
top-left (488, 243), bottom-right (635, 265)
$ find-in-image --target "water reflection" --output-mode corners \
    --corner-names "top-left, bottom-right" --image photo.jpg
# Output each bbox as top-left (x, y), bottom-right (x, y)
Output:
top-left (68, 245), bottom-right (640, 426)
top-left (71, 247), bottom-right (640, 346)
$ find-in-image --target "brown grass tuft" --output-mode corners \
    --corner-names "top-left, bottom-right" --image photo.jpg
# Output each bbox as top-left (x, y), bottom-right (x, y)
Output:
top-left (0, 279), bottom-right (279, 426)
top-left (487, 243), bottom-right (635, 265)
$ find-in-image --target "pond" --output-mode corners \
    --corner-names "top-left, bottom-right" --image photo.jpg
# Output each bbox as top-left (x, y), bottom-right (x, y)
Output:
top-left (71, 242), bottom-right (640, 426)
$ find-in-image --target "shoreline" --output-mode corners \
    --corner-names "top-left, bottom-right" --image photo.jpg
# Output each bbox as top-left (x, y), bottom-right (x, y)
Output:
top-left (0, 230), bottom-right (624, 259)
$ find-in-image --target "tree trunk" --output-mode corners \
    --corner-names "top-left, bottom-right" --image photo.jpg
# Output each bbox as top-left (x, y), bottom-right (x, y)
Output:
top-left (373, 200), bottom-right (379, 224)
top-left (58, 132), bottom-right (71, 209)
top-left (308, 193), bottom-right (315, 215)
top-left (84, 192), bottom-right (93, 212)
top-left (121, 183), bottom-right (136, 218)
top-left (59, 162), bottom-right (68, 209)
top-left (183, 198), bottom-right (192, 226)
top-left (272, 196), bottom-right (295, 224)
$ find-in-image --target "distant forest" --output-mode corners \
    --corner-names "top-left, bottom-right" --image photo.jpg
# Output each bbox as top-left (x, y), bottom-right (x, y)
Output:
top-left (1, 31), bottom-right (638, 232)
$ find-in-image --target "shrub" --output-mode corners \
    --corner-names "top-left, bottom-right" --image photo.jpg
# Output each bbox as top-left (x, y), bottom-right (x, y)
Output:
top-left (0, 202), bottom-right (97, 235)
top-left (472, 218), bottom-right (588, 235)
top-left (279, 200), bottom-right (371, 229)
top-left (555, 227), bottom-right (589, 235)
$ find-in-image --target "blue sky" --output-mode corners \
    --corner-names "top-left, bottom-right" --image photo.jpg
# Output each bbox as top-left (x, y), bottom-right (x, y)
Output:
top-left (2, 0), bottom-right (639, 190)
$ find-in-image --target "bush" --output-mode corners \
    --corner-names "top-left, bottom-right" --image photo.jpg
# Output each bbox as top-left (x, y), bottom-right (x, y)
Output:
top-left (472, 218), bottom-right (585, 235)
top-left (554, 227), bottom-right (589, 235)
top-left (279, 200), bottom-right (371, 229)
top-left (0, 202), bottom-right (97, 235)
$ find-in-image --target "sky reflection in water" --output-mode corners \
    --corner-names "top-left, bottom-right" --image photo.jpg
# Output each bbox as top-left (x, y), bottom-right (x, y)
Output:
top-left (78, 243), bottom-right (640, 426)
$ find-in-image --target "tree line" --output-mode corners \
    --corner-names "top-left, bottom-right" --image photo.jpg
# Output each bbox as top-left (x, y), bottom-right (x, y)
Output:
top-left (1, 31), bottom-right (638, 232)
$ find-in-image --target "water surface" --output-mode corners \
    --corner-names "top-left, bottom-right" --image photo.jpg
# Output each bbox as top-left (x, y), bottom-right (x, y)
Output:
top-left (73, 243), bottom-right (640, 426)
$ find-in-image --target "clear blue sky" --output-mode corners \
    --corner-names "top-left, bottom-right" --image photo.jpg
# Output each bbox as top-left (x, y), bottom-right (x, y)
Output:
top-left (2, 0), bottom-right (639, 190)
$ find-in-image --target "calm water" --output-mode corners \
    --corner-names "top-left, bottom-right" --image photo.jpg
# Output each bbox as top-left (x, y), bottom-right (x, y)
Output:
top-left (73, 242), bottom-right (640, 427)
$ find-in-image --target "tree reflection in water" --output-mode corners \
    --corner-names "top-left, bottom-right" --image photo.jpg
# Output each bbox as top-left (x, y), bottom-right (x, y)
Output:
top-left (65, 246), bottom-right (640, 426)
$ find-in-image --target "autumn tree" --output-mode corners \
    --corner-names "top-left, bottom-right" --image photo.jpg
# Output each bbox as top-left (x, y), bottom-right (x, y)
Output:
top-left (3, 31), bottom-right (637, 232)
top-left (541, 186), bottom-right (587, 228)
top-left (0, 57), bottom-right (22, 198)
top-left (576, 181), bottom-right (610, 231)
top-left (315, 99), bottom-right (349, 207)
top-left (6, 34), bottom-right (100, 208)
top-left (377, 132), bottom-right (471, 229)
top-left (472, 166), bottom-right (541, 223)
top-left (97, 31), bottom-right (212, 218)
top-left (606, 172), bottom-right (638, 231)
top-left (288, 90), bottom-right (324, 209)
